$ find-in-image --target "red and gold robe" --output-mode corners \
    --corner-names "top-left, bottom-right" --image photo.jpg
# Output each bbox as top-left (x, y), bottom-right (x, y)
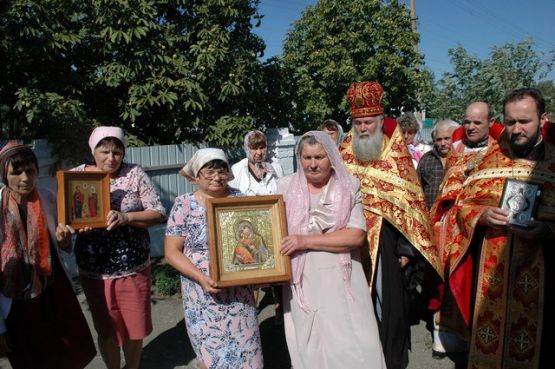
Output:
top-left (339, 118), bottom-right (442, 288)
top-left (442, 137), bottom-right (555, 369)
top-left (429, 125), bottom-right (505, 336)
top-left (431, 123), bottom-right (505, 225)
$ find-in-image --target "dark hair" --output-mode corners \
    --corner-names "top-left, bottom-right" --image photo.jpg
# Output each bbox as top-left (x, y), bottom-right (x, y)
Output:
top-left (503, 88), bottom-right (546, 118)
top-left (200, 159), bottom-right (230, 172)
top-left (90, 136), bottom-right (126, 165)
top-left (320, 119), bottom-right (340, 132)
top-left (95, 136), bottom-right (125, 152)
top-left (0, 147), bottom-right (39, 185)
top-left (7, 149), bottom-right (39, 173)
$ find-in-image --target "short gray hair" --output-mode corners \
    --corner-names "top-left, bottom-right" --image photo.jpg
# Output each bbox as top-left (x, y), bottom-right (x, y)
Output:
top-left (431, 119), bottom-right (459, 140)
top-left (296, 135), bottom-right (320, 156)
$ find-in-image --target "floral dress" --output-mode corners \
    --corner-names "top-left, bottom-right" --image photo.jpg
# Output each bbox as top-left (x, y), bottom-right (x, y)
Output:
top-left (165, 191), bottom-right (263, 369)
top-left (73, 163), bottom-right (166, 278)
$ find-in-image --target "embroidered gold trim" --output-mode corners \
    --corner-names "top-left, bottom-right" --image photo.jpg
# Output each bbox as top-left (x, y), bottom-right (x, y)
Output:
top-left (464, 167), bottom-right (555, 185)
top-left (345, 163), bottom-right (423, 194)
top-left (360, 188), bottom-right (432, 227)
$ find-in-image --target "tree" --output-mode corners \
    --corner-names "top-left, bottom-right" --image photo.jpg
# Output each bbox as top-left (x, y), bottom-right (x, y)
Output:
top-left (424, 39), bottom-right (545, 122)
top-left (1, 0), bottom-right (266, 162)
top-left (281, 0), bottom-right (426, 132)
top-left (536, 80), bottom-right (555, 114)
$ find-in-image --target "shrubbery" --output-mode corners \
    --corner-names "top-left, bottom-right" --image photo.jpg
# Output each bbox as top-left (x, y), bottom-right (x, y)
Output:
top-left (152, 262), bottom-right (181, 297)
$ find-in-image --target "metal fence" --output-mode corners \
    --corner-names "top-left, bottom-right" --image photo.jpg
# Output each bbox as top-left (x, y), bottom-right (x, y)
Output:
top-left (126, 143), bottom-right (207, 213)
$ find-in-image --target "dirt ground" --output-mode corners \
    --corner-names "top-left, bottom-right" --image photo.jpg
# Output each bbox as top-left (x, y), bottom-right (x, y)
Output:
top-left (0, 289), bottom-right (467, 369)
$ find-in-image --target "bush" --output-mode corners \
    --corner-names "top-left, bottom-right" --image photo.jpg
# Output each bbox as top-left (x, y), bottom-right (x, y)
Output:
top-left (152, 262), bottom-right (181, 297)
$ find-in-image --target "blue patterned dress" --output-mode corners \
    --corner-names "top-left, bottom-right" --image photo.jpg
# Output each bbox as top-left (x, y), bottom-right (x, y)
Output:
top-left (165, 191), bottom-right (263, 369)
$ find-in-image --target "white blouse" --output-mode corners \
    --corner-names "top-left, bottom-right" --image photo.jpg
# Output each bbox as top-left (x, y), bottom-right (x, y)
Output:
top-left (228, 158), bottom-right (283, 196)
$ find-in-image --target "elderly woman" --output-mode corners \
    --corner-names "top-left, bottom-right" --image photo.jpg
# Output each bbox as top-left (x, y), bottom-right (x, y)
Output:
top-left (73, 127), bottom-right (166, 369)
top-left (0, 142), bottom-right (96, 369)
top-left (278, 131), bottom-right (386, 368)
top-left (398, 113), bottom-right (425, 167)
top-left (164, 148), bottom-right (263, 369)
top-left (229, 130), bottom-right (283, 196)
top-left (229, 130), bottom-right (284, 318)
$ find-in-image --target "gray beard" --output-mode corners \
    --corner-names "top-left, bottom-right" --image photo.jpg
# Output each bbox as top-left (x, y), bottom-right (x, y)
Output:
top-left (352, 129), bottom-right (383, 162)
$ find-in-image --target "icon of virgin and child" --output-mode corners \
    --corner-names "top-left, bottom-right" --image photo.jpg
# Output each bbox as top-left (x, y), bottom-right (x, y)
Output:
top-left (232, 220), bottom-right (270, 266)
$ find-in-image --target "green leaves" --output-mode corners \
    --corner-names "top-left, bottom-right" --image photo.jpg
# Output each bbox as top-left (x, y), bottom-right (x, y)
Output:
top-left (205, 116), bottom-right (255, 147)
top-left (424, 39), bottom-right (548, 122)
top-left (282, 0), bottom-right (425, 133)
top-left (1, 0), bottom-right (266, 153)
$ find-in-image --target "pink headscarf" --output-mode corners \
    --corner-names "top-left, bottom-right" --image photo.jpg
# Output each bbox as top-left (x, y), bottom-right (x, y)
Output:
top-left (284, 130), bottom-right (358, 311)
top-left (407, 143), bottom-right (423, 163)
top-left (88, 126), bottom-right (126, 154)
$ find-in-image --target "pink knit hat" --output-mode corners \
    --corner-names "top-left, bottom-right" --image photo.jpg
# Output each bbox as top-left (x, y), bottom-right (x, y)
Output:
top-left (88, 126), bottom-right (126, 154)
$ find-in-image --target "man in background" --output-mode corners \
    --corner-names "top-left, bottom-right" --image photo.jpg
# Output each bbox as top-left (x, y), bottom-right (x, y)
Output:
top-left (417, 119), bottom-right (459, 209)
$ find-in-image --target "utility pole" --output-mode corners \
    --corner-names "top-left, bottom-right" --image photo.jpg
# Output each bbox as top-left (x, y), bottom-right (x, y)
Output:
top-left (408, 0), bottom-right (426, 128)
top-left (409, 0), bottom-right (418, 51)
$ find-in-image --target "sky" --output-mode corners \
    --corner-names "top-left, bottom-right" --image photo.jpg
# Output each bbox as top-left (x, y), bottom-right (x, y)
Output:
top-left (254, 0), bottom-right (554, 80)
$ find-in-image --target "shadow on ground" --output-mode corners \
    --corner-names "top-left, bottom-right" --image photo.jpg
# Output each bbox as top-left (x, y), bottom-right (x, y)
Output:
top-left (139, 312), bottom-right (291, 369)
top-left (141, 319), bottom-right (195, 369)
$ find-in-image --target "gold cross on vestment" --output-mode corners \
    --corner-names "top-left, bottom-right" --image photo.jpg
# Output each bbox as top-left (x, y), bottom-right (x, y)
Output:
top-left (516, 272), bottom-right (537, 295)
top-left (477, 325), bottom-right (498, 345)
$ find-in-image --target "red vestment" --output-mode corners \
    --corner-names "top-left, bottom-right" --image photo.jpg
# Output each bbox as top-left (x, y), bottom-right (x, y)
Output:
top-left (440, 136), bottom-right (555, 368)
top-left (339, 118), bottom-right (442, 287)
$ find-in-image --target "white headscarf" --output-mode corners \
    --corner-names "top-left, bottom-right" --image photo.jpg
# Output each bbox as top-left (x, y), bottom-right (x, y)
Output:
top-left (179, 148), bottom-right (234, 181)
top-left (88, 126), bottom-right (126, 154)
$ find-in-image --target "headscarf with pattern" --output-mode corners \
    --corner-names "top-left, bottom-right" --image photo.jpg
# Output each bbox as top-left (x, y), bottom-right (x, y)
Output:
top-left (0, 142), bottom-right (51, 299)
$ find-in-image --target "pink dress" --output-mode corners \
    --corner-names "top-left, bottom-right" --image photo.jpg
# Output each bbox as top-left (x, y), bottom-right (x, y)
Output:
top-left (279, 175), bottom-right (386, 369)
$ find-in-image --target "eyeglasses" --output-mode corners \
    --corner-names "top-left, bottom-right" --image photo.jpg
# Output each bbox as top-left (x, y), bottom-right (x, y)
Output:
top-left (199, 170), bottom-right (230, 180)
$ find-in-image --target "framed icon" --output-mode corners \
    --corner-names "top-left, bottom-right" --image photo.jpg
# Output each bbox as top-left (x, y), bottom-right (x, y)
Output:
top-left (206, 195), bottom-right (291, 287)
top-left (499, 178), bottom-right (542, 227)
top-left (56, 171), bottom-right (111, 229)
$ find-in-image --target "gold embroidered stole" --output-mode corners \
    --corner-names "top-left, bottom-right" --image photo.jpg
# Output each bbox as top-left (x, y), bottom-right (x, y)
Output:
top-left (447, 141), bottom-right (555, 369)
top-left (431, 141), bottom-right (489, 224)
top-left (340, 127), bottom-right (441, 289)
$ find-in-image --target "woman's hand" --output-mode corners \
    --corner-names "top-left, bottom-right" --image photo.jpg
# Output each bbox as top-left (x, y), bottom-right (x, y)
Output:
top-left (106, 210), bottom-right (129, 231)
top-left (280, 235), bottom-right (308, 256)
top-left (55, 224), bottom-right (75, 243)
top-left (56, 224), bottom-right (93, 249)
top-left (198, 274), bottom-right (221, 294)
